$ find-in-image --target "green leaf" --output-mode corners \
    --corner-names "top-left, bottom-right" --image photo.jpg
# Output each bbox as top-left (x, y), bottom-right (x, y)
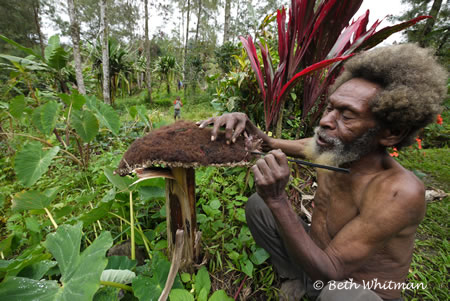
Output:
top-left (14, 142), bottom-right (60, 187)
top-left (208, 290), bottom-right (234, 301)
top-left (242, 259), bottom-right (254, 277)
top-left (0, 236), bottom-right (13, 256)
top-left (250, 247), bottom-right (270, 265)
top-left (0, 34), bottom-right (43, 59)
top-left (17, 260), bottom-right (57, 280)
top-left (195, 267), bottom-right (211, 297)
top-left (169, 289), bottom-right (194, 301)
top-left (59, 93), bottom-right (86, 110)
top-left (138, 186), bottom-right (165, 201)
top-left (94, 102), bottom-right (120, 135)
top-left (104, 167), bottom-right (133, 192)
top-left (42, 223), bottom-right (113, 300)
top-left (32, 102), bottom-right (60, 136)
top-left (9, 95), bottom-right (26, 119)
top-left (71, 110), bottom-right (99, 142)
top-left (93, 286), bottom-right (120, 301)
top-left (12, 190), bottom-right (51, 211)
top-left (106, 256), bottom-right (137, 270)
top-left (44, 35), bottom-right (69, 70)
top-left (136, 105), bottom-right (151, 128)
top-left (0, 246), bottom-right (50, 277)
top-left (100, 269), bottom-right (136, 284)
top-left (180, 273), bottom-right (191, 283)
top-left (77, 201), bottom-right (112, 226)
top-left (0, 276), bottom-right (59, 300)
top-left (25, 216), bottom-right (41, 232)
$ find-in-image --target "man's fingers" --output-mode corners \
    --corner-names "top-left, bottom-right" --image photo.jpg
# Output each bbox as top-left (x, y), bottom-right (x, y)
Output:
top-left (231, 119), bottom-right (246, 143)
top-left (225, 119), bottom-right (237, 144)
top-left (196, 117), bottom-right (214, 128)
top-left (251, 164), bottom-right (264, 185)
top-left (211, 117), bottom-right (226, 141)
top-left (270, 149), bottom-right (289, 167)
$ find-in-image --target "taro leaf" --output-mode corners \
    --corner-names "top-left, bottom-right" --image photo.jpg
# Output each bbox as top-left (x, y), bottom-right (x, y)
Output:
top-left (71, 110), bottom-right (99, 142)
top-left (9, 95), bottom-right (26, 119)
top-left (93, 286), bottom-right (121, 301)
top-left (0, 276), bottom-right (60, 300)
top-left (14, 142), bottom-right (60, 187)
top-left (104, 167), bottom-right (134, 192)
top-left (250, 247), bottom-right (270, 265)
top-left (41, 223), bottom-right (113, 300)
top-left (59, 93), bottom-right (86, 110)
top-left (138, 186), bottom-right (165, 201)
top-left (0, 246), bottom-right (50, 277)
top-left (32, 101), bottom-right (60, 136)
top-left (136, 105), bottom-right (151, 128)
top-left (17, 260), bottom-right (57, 280)
top-left (77, 201), bottom-right (112, 226)
top-left (0, 236), bottom-right (13, 256)
top-left (100, 269), bottom-right (136, 284)
top-left (132, 253), bottom-right (183, 301)
top-left (209, 290), bottom-right (234, 301)
top-left (93, 102), bottom-right (120, 135)
top-left (25, 216), bottom-right (41, 232)
top-left (12, 190), bottom-right (56, 212)
top-left (169, 289), bottom-right (194, 301)
top-left (194, 267), bottom-right (211, 298)
top-left (129, 106), bottom-right (138, 119)
top-left (106, 256), bottom-right (137, 270)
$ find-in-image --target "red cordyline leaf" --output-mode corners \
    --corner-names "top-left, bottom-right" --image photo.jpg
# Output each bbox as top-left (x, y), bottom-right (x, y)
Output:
top-left (239, 36), bottom-right (266, 102)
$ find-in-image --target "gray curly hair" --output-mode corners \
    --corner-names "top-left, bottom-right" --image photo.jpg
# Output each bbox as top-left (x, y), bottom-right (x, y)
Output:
top-left (330, 43), bottom-right (448, 148)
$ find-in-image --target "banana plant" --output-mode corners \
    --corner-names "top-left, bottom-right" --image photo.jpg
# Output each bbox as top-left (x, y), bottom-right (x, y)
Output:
top-left (240, 0), bottom-right (430, 134)
top-left (0, 34), bottom-right (72, 94)
top-left (154, 55), bottom-right (180, 95)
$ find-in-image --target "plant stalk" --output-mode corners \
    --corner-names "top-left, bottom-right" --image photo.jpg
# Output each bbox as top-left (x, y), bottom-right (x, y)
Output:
top-left (100, 281), bottom-right (133, 292)
top-left (129, 191), bottom-right (135, 260)
top-left (44, 207), bottom-right (58, 229)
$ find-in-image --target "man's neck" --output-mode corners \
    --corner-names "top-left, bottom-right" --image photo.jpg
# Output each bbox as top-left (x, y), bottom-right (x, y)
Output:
top-left (344, 148), bottom-right (389, 176)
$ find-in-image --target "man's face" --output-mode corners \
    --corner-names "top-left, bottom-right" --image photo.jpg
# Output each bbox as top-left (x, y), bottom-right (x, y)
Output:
top-left (307, 78), bottom-right (382, 166)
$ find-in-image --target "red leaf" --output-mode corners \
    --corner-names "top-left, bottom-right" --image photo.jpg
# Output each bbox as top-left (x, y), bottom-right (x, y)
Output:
top-left (239, 36), bottom-right (266, 101)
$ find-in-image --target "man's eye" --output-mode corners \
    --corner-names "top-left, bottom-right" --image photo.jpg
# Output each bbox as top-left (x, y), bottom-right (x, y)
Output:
top-left (342, 115), bottom-right (353, 120)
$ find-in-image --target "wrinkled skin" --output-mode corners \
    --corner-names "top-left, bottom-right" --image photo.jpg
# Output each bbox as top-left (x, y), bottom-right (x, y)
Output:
top-left (197, 78), bottom-right (426, 299)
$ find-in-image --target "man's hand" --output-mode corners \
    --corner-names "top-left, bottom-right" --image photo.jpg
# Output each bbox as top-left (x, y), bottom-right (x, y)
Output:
top-left (197, 112), bottom-right (250, 144)
top-left (251, 149), bottom-right (290, 208)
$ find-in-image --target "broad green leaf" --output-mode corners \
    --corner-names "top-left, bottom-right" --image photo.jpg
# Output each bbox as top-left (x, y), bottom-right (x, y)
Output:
top-left (100, 269), bottom-right (136, 284)
top-left (9, 95), bottom-right (26, 119)
top-left (45, 35), bottom-right (69, 70)
top-left (71, 110), bottom-right (99, 142)
top-left (198, 288), bottom-right (208, 301)
top-left (40, 101), bottom-right (60, 135)
top-left (0, 246), bottom-right (50, 277)
top-left (25, 216), bottom-right (41, 232)
top-left (14, 142), bottom-right (60, 187)
top-left (12, 190), bottom-right (53, 212)
top-left (136, 105), bottom-right (151, 128)
top-left (138, 186), bottom-right (165, 201)
top-left (0, 276), bottom-right (59, 300)
top-left (180, 273), bottom-right (191, 283)
top-left (195, 266), bottom-right (211, 297)
top-left (208, 290), bottom-right (234, 301)
top-left (242, 259), bottom-right (254, 277)
top-left (0, 34), bottom-right (43, 59)
top-left (128, 106), bottom-right (138, 119)
top-left (104, 167), bottom-right (133, 192)
top-left (169, 289), bottom-right (194, 301)
top-left (250, 247), bottom-right (270, 265)
top-left (42, 223), bottom-right (113, 300)
top-left (59, 93), bottom-right (86, 110)
top-left (32, 102), bottom-right (60, 136)
top-left (93, 286), bottom-right (120, 301)
top-left (106, 256), bottom-right (136, 270)
top-left (17, 260), bottom-right (57, 280)
top-left (0, 236), bottom-right (13, 256)
top-left (77, 201), bottom-right (112, 226)
top-left (94, 102), bottom-right (120, 135)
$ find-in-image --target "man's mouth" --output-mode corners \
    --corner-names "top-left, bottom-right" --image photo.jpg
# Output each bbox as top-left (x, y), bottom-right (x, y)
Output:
top-left (316, 134), bottom-right (331, 147)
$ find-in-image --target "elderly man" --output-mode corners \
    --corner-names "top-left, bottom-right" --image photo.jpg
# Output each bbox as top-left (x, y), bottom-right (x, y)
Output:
top-left (198, 44), bottom-right (447, 301)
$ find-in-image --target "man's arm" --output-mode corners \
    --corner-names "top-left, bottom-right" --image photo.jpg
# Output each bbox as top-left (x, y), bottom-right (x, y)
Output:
top-left (253, 151), bottom-right (425, 281)
top-left (197, 112), bottom-right (310, 158)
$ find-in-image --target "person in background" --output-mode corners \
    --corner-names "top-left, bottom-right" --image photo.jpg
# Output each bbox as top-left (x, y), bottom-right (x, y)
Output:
top-left (174, 96), bottom-right (183, 120)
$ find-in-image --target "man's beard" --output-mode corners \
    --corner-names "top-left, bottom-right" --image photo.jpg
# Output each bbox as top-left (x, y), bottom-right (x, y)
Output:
top-left (304, 126), bottom-right (380, 168)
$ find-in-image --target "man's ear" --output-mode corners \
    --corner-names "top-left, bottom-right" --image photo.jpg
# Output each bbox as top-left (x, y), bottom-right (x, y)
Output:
top-left (378, 128), bottom-right (409, 147)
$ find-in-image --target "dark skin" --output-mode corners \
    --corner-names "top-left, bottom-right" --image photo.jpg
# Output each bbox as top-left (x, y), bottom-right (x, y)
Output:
top-left (198, 78), bottom-right (426, 299)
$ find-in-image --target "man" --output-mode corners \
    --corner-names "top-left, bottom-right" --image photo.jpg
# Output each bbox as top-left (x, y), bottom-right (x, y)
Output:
top-left (174, 96), bottom-right (183, 120)
top-left (197, 44), bottom-right (447, 300)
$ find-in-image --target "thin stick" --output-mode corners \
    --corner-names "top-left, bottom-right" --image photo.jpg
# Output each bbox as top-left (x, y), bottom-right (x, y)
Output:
top-left (250, 151), bottom-right (350, 173)
top-left (44, 208), bottom-right (58, 229)
top-left (129, 191), bottom-right (135, 261)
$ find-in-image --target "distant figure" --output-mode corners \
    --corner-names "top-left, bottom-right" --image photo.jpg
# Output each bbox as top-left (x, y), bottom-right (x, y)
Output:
top-left (177, 80), bottom-right (183, 91)
top-left (173, 96), bottom-right (183, 120)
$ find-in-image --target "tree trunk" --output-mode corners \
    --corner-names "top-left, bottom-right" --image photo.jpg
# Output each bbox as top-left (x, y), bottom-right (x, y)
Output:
top-left (67, 0), bottom-right (86, 95)
top-left (195, 0), bottom-right (202, 45)
top-left (100, 0), bottom-right (111, 105)
top-left (223, 0), bottom-right (231, 44)
top-left (32, 0), bottom-right (45, 57)
top-left (144, 0), bottom-right (152, 103)
top-left (166, 168), bottom-right (199, 270)
top-left (183, 0), bottom-right (191, 89)
top-left (419, 0), bottom-right (443, 47)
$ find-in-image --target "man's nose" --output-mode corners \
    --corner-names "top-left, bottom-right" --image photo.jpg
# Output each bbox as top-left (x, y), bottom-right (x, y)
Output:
top-left (319, 110), bottom-right (337, 130)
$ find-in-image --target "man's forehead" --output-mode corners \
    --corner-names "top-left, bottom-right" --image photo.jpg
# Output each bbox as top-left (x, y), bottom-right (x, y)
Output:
top-left (329, 78), bottom-right (381, 107)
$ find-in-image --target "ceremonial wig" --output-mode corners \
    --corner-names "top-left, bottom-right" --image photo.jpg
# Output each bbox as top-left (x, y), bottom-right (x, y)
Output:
top-left (330, 43), bottom-right (447, 148)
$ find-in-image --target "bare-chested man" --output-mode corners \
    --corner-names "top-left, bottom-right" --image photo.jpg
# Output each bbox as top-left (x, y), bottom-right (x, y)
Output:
top-left (198, 44), bottom-right (447, 300)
